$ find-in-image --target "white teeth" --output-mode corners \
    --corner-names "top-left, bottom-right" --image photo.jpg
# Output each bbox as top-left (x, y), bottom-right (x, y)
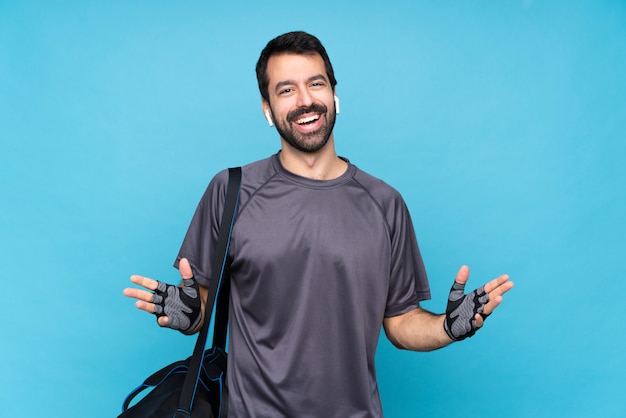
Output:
top-left (295, 114), bottom-right (320, 124)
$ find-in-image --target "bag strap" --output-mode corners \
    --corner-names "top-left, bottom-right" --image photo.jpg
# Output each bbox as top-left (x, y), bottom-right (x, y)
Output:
top-left (176, 166), bottom-right (242, 416)
top-left (212, 265), bottom-right (229, 349)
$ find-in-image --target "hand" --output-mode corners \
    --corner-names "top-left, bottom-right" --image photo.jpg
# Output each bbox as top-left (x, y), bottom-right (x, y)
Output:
top-left (443, 265), bottom-right (514, 341)
top-left (123, 258), bottom-right (202, 334)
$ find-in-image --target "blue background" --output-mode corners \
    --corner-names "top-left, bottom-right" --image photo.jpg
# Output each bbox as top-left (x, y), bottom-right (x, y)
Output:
top-left (1, 1), bottom-right (625, 417)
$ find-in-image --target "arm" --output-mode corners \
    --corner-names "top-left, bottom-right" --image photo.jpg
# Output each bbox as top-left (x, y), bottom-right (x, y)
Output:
top-left (383, 308), bottom-right (452, 352)
top-left (383, 265), bottom-right (514, 351)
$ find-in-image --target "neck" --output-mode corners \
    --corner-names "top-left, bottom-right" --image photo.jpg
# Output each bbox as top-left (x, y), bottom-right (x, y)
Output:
top-left (279, 136), bottom-right (347, 180)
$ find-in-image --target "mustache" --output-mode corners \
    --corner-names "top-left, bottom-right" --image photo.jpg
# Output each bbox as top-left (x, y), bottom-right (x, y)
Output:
top-left (287, 103), bottom-right (328, 122)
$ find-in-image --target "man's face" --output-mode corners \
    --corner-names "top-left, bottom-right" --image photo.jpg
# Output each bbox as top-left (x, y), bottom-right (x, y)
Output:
top-left (263, 53), bottom-right (336, 153)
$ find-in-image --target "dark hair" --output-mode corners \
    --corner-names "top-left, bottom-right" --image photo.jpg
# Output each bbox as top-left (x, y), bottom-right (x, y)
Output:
top-left (256, 31), bottom-right (338, 103)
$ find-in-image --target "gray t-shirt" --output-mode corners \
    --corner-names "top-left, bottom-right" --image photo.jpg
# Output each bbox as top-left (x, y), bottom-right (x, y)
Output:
top-left (176, 153), bottom-right (430, 418)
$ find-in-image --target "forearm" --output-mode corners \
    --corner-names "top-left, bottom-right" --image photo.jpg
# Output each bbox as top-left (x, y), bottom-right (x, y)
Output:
top-left (383, 308), bottom-right (453, 352)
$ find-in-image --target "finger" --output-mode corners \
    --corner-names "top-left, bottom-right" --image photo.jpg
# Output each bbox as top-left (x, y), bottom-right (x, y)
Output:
top-left (179, 258), bottom-right (193, 280)
top-left (474, 313), bottom-right (484, 328)
top-left (492, 280), bottom-right (514, 298)
top-left (483, 274), bottom-right (512, 294)
top-left (486, 280), bottom-right (514, 307)
top-left (135, 299), bottom-right (157, 314)
top-left (454, 265), bottom-right (470, 285)
top-left (483, 294), bottom-right (504, 316)
top-left (130, 274), bottom-right (159, 291)
top-left (123, 287), bottom-right (157, 303)
top-left (157, 316), bottom-right (169, 327)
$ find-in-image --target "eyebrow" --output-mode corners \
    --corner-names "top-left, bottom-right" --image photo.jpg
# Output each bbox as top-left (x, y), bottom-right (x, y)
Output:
top-left (274, 74), bottom-right (329, 93)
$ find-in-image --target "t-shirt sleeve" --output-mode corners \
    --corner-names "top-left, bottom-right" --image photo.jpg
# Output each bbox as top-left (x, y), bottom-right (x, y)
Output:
top-left (173, 169), bottom-right (229, 287)
top-left (384, 196), bottom-right (431, 317)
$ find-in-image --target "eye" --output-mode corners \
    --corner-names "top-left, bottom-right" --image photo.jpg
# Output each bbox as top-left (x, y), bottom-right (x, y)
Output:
top-left (279, 88), bottom-right (294, 95)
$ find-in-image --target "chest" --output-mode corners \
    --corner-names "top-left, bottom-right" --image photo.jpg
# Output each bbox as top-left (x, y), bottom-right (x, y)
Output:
top-left (231, 184), bottom-right (390, 273)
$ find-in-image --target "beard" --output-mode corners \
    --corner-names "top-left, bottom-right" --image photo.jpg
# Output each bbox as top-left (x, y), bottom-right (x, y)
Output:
top-left (272, 102), bottom-right (337, 153)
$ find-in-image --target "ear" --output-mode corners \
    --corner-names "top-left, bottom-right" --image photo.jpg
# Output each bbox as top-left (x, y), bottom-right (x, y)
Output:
top-left (334, 95), bottom-right (340, 115)
top-left (262, 101), bottom-right (274, 127)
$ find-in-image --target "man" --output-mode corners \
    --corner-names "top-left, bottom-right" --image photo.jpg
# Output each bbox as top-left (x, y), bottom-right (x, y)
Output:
top-left (124, 31), bottom-right (514, 417)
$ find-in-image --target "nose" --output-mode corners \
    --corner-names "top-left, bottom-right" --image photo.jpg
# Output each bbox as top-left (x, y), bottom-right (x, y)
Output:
top-left (295, 88), bottom-right (314, 108)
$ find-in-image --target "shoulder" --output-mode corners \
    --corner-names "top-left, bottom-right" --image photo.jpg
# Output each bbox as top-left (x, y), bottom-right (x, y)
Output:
top-left (201, 154), bottom-right (280, 213)
top-left (195, 155), bottom-right (277, 210)
top-left (241, 154), bottom-right (279, 189)
top-left (208, 154), bottom-right (278, 192)
top-left (351, 165), bottom-right (406, 210)
top-left (347, 164), bottom-right (417, 237)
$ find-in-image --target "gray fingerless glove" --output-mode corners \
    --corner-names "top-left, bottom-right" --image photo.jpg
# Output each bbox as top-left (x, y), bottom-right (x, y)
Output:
top-left (152, 277), bottom-right (202, 335)
top-left (443, 281), bottom-right (490, 341)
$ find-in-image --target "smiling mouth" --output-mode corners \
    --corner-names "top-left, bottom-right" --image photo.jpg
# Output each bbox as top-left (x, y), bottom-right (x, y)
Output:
top-left (294, 114), bottom-right (321, 125)
top-left (287, 104), bottom-right (327, 127)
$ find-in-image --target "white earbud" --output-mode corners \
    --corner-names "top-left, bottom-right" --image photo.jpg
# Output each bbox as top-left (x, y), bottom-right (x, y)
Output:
top-left (265, 110), bottom-right (274, 127)
top-left (334, 96), bottom-right (340, 115)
